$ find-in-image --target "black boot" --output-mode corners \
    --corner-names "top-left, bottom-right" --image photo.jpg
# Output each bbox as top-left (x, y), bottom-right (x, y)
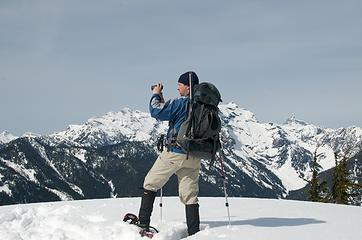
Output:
top-left (138, 189), bottom-right (157, 230)
top-left (185, 203), bottom-right (200, 236)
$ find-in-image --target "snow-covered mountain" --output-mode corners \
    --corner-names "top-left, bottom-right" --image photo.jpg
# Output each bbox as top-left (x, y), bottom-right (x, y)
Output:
top-left (48, 108), bottom-right (168, 147)
top-left (0, 131), bottom-right (17, 145)
top-left (219, 103), bottom-right (361, 190)
top-left (0, 197), bottom-right (361, 240)
top-left (0, 103), bottom-right (361, 205)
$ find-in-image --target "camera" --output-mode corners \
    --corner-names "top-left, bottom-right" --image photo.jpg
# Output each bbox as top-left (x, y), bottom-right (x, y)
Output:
top-left (151, 84), bottom-right (163, 91)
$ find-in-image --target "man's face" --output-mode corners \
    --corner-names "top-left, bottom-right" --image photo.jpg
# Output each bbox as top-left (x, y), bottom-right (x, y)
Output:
top-left (177, 83), bottom-right (190, 96)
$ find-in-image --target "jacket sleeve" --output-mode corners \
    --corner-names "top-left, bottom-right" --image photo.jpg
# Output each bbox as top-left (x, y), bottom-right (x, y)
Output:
top-left (149, 94), bottom-right (175, 121)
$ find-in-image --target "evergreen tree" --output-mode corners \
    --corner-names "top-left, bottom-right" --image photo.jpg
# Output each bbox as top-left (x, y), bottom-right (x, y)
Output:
top-left (307, 146), bottom-right (328, 202)
top-left (331, 151), bottom-right (361, 205)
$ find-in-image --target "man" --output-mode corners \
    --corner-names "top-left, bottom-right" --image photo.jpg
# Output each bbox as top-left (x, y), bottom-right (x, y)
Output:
top-left (138, 71), bottom-right (201, 236)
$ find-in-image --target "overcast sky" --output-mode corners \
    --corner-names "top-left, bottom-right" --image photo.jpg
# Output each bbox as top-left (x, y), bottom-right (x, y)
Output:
top-left (1, 0), bottom-right (362, 136)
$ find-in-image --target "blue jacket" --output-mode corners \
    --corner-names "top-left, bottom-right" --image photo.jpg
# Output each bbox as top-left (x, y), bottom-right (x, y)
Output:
top-left (149, 93), bottom-right (189, 154)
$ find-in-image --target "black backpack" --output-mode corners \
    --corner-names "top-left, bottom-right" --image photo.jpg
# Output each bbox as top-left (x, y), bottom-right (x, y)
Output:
top-left (176, 82), bottom-right (222, 159)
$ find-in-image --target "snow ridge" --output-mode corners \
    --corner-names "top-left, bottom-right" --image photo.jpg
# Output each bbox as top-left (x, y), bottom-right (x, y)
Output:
top-left (50, 108), bottom-right (168, 147)
top-left (0, 131), bottom-right (17, 144)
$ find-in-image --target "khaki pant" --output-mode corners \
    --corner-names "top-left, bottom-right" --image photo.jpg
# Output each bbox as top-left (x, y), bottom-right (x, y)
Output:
top-left (143, 150), bottom-right (201, 205)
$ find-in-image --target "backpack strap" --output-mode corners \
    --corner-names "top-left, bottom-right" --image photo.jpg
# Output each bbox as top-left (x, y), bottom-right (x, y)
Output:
top-left (194, 103), bottom-right (204, 135)
top-left (166, 99), bottom-right (192, 151)
top-left (206, 136), bottom-right (221, 180)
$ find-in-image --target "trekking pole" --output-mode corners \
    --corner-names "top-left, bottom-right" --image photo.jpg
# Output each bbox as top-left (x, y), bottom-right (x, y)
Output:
top-left (218, 150), bottom-right (231, 226)
top-left (159, 188), bottom-right (163, 222)
top-left (156, 135), bottom-right (165, 223)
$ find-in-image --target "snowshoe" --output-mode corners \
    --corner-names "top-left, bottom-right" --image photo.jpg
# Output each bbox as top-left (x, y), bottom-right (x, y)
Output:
top-left (123, 213), bottom-right (159, 238)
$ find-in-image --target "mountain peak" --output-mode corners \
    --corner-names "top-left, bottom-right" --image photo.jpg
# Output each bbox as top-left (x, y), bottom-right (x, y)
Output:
top-left (52, 107), bottom-right (166, 146)
top-left (21, 132), bottom-right (41, 138)
top-left (219, 102), bottom-right (258, 122)
top-left (0, 131), bottom-right (18, 143)
top-left (284, 116), bottom-right (309, 126)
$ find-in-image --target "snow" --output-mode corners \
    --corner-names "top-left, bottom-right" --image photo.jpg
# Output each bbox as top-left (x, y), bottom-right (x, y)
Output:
top-left (274, 156), bottom-right (307, 190)
top-left (52, 108), bottom-right (168, 146)
top-left (0, 185), bottom-right (12, 196)
top-left (218, 103), bottom-right (362, 192)
top-left (2, 159), bottom-right (38, 183)
top-left (108, 180), bottom-right (117, 198)
top-left (0, 197), bottom-right (361, 240)
top-left (0, 158), bottom-right (13, 196)
top-left (0, 131), bottom-right (17, 144)
top-left (74, 149), bottom-right (87, 163)
top-left (44, 187), bottom-right (73, 201)
top-left (21, 132), bottom-right (41, 138)
top-left (69, 183), bottom-right (84, 197)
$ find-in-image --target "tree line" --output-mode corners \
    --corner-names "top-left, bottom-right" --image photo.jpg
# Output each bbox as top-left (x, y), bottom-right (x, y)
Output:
top-left (306, 144), bottom-right (362, 205)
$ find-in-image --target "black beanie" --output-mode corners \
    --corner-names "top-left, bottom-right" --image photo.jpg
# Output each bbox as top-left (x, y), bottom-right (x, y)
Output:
top-left (178, 71), bottom-right (199, 87)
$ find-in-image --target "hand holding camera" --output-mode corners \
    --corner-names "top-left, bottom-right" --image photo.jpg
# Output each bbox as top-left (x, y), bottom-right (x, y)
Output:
top-left (151, 83), bottom-right (163, 94)
top-left (151, 83), bottom-right (165, 103)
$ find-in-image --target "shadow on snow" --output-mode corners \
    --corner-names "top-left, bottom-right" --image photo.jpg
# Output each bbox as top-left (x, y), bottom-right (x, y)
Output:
top-left (202, 217), bottom-right (326, 228)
